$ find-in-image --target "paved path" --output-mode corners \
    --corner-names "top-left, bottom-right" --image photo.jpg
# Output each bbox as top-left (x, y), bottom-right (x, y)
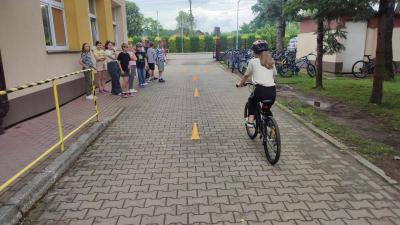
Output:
top-left (21, 54), bottom-right (400, 225)
top-left (0, 80), bottom-right (136, 204)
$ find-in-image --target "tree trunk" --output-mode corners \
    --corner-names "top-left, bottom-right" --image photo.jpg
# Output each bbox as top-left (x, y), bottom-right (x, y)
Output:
top-left (315, 19), bottom-right (324, 89)
top-left (275, 16), bottom-right (285, 51)
top-left (384, 0), bottom-right (395, 80)
top-left (370, 0), bottom-right (394, 103)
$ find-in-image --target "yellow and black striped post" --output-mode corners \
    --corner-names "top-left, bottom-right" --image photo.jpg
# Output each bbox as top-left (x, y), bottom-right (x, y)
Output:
top-left (91, 69), bottom-right (100, 121)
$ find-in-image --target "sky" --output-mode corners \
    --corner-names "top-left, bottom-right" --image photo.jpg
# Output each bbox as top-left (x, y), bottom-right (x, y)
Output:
top-left (129, 0), bottom-right (258, 33)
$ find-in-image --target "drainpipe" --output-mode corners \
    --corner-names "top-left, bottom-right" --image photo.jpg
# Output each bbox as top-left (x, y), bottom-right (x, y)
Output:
top-left (0, 50), bottom-right (9, 134)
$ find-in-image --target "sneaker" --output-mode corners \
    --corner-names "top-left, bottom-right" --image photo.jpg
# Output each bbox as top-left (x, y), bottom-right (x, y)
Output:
top-left (129, 89), bottom-right (138, 93)
top-left (103, 89), bottom-right (110, 93)
top-left (143, 82), bottom-right (148, 86)
top-left (159, 78), bottom-right (165, 83)
top-left (122, 94), bottom-right (128, 98)
top-left (246, 122), bottom-right (255, 128)
top-left (117, 93), bottom-right (122, 96)
top-left (154, 77), bottom-right (159, 80)
top-left (85, 95), bottom-right (94, 100)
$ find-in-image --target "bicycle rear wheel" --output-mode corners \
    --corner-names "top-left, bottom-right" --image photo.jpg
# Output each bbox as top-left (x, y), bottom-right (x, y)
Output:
top-left (263, 117), bottom-right (281, 165)
top-left (307, 64), bottom-right (316, 77)
top-left (352, 60), bottom-right (369, 78)
top-left (244, 102), bottom-right (258, 139)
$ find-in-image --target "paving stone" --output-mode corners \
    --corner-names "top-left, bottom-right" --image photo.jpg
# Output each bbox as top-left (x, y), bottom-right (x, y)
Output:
top-left (18, 54), bottom-right (400, 225)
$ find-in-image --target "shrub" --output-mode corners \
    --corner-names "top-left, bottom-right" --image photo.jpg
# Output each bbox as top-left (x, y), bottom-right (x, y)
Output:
top-left (191, 36), bottom-right (200, 52)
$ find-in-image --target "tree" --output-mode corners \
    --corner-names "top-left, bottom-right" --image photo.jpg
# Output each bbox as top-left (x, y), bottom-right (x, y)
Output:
top-left (370, 0), bottom-right (396, 104)
top-left (252, 0), bottom-right (286, 51)
top-left (176, 11), bottom-right (194, 35)
top-left (285, 0), bottom-right (373, 89)
top-left (125, 1), bottom-right (143, 37)
top-left (142, 17), bottom-right (163, 37)
top-left (240, 23), bottom-right (256, 34)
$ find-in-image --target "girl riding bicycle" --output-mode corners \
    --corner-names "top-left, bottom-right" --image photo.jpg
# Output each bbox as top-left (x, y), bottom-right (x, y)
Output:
top-left (237, 40), bottom-right (277, 128)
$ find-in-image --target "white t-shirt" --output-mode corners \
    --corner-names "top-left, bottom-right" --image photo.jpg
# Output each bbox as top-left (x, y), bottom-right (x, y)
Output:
top-left (105, 49), bottom-right (117, 64)
top-left (245, 58), bottom-right (276, 87)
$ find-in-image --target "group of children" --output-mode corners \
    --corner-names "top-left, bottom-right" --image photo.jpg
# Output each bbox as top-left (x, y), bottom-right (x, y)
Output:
top-left (79, 40), bottom-right (166, 99)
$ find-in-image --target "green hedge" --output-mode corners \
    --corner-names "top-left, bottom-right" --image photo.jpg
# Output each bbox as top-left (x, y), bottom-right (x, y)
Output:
top-left (130, 33), bottom-right (293, 53)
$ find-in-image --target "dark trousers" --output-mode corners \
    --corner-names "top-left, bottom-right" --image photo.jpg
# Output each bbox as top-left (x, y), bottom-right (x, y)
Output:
top-left (248, 85), bottom-right (276, 117)
top-left (107, 61), bottom-right (122, 95)
top-left (84, 71), bottom-right (93, 96)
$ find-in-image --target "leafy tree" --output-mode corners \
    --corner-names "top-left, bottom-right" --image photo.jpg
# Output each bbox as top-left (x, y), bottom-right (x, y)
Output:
top-left (240, 23), bottom-right (256, 34)
top-left (252, 0), bottom-right (286, 51)
top-left (285, 0), bottom-right (373, 89)
top-left (142, 17), bottom-right (163, 37)
top-left (176, 11), bottom-right (195, 35)
top-left (125, 1), bottom-right (143, 36)
top-left (370, 0), bottom-right (396, 104)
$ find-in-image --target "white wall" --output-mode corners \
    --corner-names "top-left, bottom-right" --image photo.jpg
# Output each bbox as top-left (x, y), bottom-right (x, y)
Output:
top-left (0, 0), bottom-right (83, 99)
top-left (341, 22), bottom-right (368, 72)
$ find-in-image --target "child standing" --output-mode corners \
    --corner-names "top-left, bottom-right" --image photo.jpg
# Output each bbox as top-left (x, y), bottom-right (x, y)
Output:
top-left (79, 43), bottom-right (95, 100)
top-left (105, 41), bottom-right (122, 95)
top-left (128, 44), bottom-right (138, 93)
top-left (93, 41), bottom-right (108, 93)
top-left (135, 43), bottom-right (147, 88)
top-left (156, 41), bottom-right (166, 83)
top-left (117, 43), bottom-right (131, 98)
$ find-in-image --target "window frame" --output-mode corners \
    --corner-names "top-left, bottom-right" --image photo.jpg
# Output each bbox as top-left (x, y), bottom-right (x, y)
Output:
top-left (112, 7), bottom-right (118, 47)
top-left (40, 0), bottom-right (69, 50)
top-left (88, 0), bottom-right (99, 46)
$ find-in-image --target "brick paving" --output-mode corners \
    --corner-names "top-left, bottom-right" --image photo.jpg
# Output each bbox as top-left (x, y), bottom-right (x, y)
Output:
top-left (0, 75), bottom-right (138, 204)
top-left (20, 53), bottom-right (400, 225)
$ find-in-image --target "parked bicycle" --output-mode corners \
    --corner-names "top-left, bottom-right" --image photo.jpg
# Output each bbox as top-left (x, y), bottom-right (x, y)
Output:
top-left (236, 82), bottom-right (281, 165)
top-left (352, 55), bottom-right (398, 78)
top-left (279, 53), bottom-right (316, 78)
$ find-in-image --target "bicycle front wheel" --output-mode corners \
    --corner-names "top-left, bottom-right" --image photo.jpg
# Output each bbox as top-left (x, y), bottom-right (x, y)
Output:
top-left (279, 64), bottom-right (293, 77)
top-left (238, 60), bottom-right (247, 75)
top-left (263, 117), bottom-right (281, 165)
top-left (352, 60), bottom-right (369, 78)
top-left (244, 102), bottom-right (258, 139)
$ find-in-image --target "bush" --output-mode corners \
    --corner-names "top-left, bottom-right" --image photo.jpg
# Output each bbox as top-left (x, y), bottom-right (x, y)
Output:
top-left (205, 36), bottom-right (214, 52)
top-left (190, 36), bottom-right (200, 52)
top-left (199, 35), bottom-right (205, 52)
top-left (184, 36), bottom-right (191, 53)
top-left (168, 36), bottom-right (177, 53)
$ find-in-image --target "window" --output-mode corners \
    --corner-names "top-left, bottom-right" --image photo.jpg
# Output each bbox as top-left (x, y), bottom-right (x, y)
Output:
top-left (112, 7), bottom-right (118, 46)
top-left (40, 0), bottom-right (68, 49)
top-left (88, 0), bottom-right (98, 45)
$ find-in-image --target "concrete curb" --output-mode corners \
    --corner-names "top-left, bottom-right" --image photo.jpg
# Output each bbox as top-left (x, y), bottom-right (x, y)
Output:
top-left (275, 102), bottom-right (399, 188)
top-left (0, 107), bottom-right (125, 225)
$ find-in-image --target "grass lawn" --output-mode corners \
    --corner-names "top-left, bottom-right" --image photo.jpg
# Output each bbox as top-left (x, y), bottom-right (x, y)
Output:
top-left (278, 98), bottom-right (395, 160)
top-left (276, 74), bottom-right (400, 130)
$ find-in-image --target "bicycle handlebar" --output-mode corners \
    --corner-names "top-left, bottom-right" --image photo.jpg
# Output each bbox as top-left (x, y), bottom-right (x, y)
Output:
top-left (236, 82), bottom-right (253, 88)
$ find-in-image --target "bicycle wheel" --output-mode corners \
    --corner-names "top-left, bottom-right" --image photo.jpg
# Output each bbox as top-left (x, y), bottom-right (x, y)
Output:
top-left (263, 117), bottom-right (281, 165)
top-left (307, 64), bottom-right (316, 77)
top-left (352, 60), bottom-right (369, 78)
top-left (244, 102), bottom-right (258, 139)
top-left (279, 63), bottom-right (293, 77)
top-left (238, 60), bottom-right (247, 75)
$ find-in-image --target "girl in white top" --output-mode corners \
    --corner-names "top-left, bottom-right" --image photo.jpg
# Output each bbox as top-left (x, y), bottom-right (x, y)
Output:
top-left (237, 40), bottom-right (277, 127)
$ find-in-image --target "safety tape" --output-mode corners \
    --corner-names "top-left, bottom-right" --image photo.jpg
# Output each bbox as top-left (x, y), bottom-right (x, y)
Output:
top-left (0, 69), bottom-right (93, 96)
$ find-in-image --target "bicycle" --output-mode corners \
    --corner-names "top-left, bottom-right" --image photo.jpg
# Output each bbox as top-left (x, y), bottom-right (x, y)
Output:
top-left (279, 53), bottom-right (316, 78)
top-left (352, 55), bottom-right (398, 78)
top-left (236, 82), bottom-right (281, 165)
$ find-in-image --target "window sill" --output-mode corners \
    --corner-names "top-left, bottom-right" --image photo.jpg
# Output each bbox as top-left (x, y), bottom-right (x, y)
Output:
top-left (47, 50), bottom-right (81, 54)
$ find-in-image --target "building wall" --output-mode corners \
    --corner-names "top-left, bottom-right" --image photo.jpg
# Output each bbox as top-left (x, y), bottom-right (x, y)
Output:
top-left (0, 0), bottom-right (127, 127)
top-left (340, 22), bottom-right (368, 72)
top-left (297, 17), bottom-right (400, 73)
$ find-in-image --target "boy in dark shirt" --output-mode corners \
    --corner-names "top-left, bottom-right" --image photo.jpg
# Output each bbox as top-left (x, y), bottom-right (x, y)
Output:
top-left (135, 43), bottom-right (147, 88)
top-left (117, 43), bottom-right (131, 97)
